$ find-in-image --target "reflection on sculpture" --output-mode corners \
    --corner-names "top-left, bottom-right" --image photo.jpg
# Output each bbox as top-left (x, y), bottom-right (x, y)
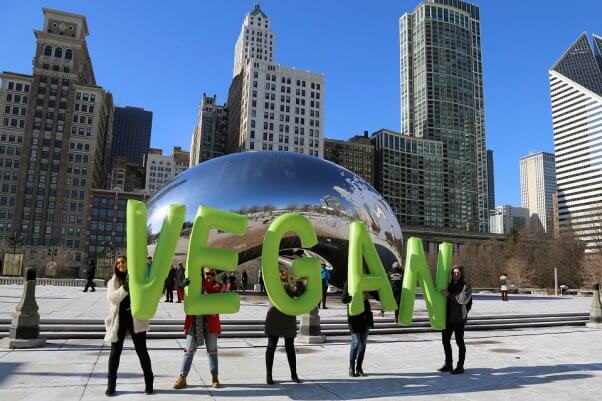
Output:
top-left (146, 151), bottom-right (403, 288)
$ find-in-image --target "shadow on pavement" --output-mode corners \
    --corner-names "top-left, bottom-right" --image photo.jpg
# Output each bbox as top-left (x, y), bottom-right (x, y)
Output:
top-left (3, 362), bottom-right (600, 399)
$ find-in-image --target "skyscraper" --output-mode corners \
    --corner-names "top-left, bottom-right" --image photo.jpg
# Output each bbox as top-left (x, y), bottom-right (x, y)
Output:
top-left (324, 132), bottom-right (374, 185)
top-left (0, 9), bottom-right (114, 266)
top-left (550, 33), bottom-right (602, 251)
top-left (232, 4), bottom-right (275, 78)
top-left (144, 147), bottom-right (189, 196)
top-left (520, 152), bottom-right (557, 233)
top-left (189, 94), bottom-right (227, 166)
top-left (399, 0), bottom-right (488, 232)
top-left (487, 149), bottom-right (495, 211)
top-left (227, 4), bottom-right (324, 157)
top-left (372, 129), bottom-right (444, 228)
top-left (111, 106), bottom-right (152, 167)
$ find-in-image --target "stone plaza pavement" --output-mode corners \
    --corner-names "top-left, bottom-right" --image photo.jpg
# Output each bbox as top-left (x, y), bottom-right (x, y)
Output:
top-left (0, 285), bottom-right (601, 400)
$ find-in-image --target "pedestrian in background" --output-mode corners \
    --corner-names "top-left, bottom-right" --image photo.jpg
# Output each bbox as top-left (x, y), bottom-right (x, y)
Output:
top-left (500, 273), bottom-right (509, 301)
top-left (320, 263), bottom-right (331, 309)
top-left (175, 262), bottom-right (186, 303)
top-left (221, 272), bottom-right (228, 290)
top-left (389, 262), bottom-right (403, 322)
top-left (227, 272), bottom-right (237, 291)
top-left (104, 255), bottom-right (153, 396)
top-left (164, 265), bottom-right (175, 303)
top-left (83, 258), bottom-right (96, 292)
top-left (241, 269), bottom-right (248, 292)
top-left (439, 265), bottom-right (472, 375)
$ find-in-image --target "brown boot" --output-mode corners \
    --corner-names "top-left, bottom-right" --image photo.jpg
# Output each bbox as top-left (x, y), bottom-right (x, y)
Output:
top-left (211, 374), bottom-right (220, 388)
top-left (173, 375), bottom-right (187, 389)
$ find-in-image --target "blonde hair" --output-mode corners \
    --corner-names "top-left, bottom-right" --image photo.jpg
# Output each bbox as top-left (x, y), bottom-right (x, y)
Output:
top-left (279, 264), bottom-right (297, 291)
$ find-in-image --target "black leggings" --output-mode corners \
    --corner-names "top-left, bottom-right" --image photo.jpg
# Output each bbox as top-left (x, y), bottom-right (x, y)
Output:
top-left (265, 336), bottom-right (297, 377)
top-left (442, 322), bottom-right (465, 367)
top-left (108, 312), bottom-right (153, 385)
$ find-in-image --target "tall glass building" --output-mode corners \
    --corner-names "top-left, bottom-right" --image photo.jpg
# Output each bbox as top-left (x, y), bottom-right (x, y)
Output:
top-left (550, 33), bottom-right (602, 252)
top-left (399, 0), bottom-right (488, 232)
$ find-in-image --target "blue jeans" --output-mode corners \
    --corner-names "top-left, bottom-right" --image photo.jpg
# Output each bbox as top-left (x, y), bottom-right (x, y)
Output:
top-left (349, 329), bottom-right (369, 362)
top-left (180, 333), bottom-right (218, 377)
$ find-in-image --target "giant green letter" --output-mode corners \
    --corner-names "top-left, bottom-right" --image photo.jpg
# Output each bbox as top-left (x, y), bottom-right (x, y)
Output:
top-left (398, 238), bottom-right (453, 330)
top-left (184, 205), bottom-right (248, 315)
top-left (262, 213), bottom-right (321, 316)
top-left (127, 200), bottom-right (185, 320)
top-left (347, 221), bottom-right (397, 316)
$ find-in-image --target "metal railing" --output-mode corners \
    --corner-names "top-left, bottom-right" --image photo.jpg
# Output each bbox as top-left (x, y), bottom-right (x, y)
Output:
top-left (0, 276), bottom-right (105, 287)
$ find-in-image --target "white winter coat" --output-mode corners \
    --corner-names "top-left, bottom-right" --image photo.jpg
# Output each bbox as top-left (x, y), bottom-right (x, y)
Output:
top-left (104, 275), bottom-right (150, 343)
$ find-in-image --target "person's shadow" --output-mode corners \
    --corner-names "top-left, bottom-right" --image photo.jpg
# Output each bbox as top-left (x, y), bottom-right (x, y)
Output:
top-left (156, 363), bottom-right (602, 400)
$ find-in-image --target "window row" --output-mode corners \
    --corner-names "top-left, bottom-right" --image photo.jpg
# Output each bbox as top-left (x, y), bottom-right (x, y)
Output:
top-left (0, 196), bottom-right (15, 206)
top-left (65, 177), bottom-right (87, 187)
top-left (2, 118), bottom-right (26, 128)
top-left (0, 145), bottom-right (22, 156)
top-left (0, 209), bottom-right (14, 219)
top-left (5, 93), bottom-right (29, 104)
top-left (63, 201), bottom-right (84, 211)
top-left (6, 82), bottom-right (31, 92)
top-left (0, 134), bottom-right (23, 143)
top-left (42, 45), bottom-right (74, 60)
top-left (75, 92), bottom-right (96, 102)
top-left (64, 189), bottom-right (85, 199)
top-left (0, 158), bottom-right (20, 168)
top-left (72, 114), bottom-right (94, 125)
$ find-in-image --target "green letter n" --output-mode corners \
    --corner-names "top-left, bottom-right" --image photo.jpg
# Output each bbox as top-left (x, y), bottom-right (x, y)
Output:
top-left (398, 237), bottom-right (453, 330)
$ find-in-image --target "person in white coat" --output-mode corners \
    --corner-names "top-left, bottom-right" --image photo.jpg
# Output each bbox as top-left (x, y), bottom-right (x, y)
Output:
top-left (104, 255), bottom-right (153, 396)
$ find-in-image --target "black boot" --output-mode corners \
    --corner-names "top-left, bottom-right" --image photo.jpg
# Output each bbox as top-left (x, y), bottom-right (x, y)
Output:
top-left (451, 364), bottom-right (464, 375)
top-left (438, 362), bottom-right (453, 372)
top-left (144, 374), bottom-right (154, 394)
top-left (356, 357), bottom-right (366, 376)
top-left (349, 360), bottom-right (358, 377)
top-left (105, 376), bottom-right (116, 396)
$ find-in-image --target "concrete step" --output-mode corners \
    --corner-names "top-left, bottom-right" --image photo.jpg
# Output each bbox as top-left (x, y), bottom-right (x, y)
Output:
top-left (0, 312), bottom-right (589, 339)
top-left (5, 320), bottom-right (586, 340)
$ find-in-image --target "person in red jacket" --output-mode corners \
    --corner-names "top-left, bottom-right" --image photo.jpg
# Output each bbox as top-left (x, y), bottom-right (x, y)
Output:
top-left (173, 268), bottom-right (222, 389)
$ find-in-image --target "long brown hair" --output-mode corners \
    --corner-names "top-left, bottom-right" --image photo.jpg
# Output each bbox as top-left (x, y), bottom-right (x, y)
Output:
top-left (114, 255), bottom-right (127, 282)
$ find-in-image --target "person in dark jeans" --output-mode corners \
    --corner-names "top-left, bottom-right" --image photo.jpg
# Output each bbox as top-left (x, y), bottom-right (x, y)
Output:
top-left (341, 283), bottom-right (374, 377)
top-left (104, 255), bottom-right (153, 396)
top-left (320, 264), bottom-right (331, 309)
top-left (241, 270), bottom-right (248, 292)
top-left (164, 265), bottom-right (176, 302)
top-left (389, 262), bottom-right (403, 322)
top-left (174, 263), bottom-right (186, 303)
top-left (439, 265), bottom-right (472, 375)
top-left (264, 265), bottom-right (304, 385)
top-left (83, 259), bottom-right (96, 292)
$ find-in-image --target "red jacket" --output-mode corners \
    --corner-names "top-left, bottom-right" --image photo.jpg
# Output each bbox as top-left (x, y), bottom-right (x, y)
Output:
top-left (183, 278), bottom-right (222, 335)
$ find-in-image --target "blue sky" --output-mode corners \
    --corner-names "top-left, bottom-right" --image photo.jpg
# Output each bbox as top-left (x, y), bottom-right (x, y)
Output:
top-left (1, 1), bottom-right (601, 206)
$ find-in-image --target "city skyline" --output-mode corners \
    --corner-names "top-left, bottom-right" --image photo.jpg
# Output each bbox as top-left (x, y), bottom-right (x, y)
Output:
top-left (2, 1), bottom-right (601, 207)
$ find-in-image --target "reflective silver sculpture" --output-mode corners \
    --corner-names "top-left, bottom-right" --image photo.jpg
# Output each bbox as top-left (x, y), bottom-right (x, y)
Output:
top-left (146, 151), bottom-right (403, 288)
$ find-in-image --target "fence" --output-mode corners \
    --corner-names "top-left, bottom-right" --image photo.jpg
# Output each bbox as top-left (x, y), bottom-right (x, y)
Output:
top-left (0, 276), bottom-right (105, 287)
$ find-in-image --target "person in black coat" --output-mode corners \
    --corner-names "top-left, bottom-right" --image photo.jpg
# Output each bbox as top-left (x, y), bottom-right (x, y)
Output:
top-left (264, 265), bottom-right (304, 385)
top-left (164, 265), bottom-right (176, 302)
top-left (342, 283), bottom-right (375, 377)
top-left (439, 265), bottom-right (472, 374)
top-left (83, 259), bottom-right (96, 292)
